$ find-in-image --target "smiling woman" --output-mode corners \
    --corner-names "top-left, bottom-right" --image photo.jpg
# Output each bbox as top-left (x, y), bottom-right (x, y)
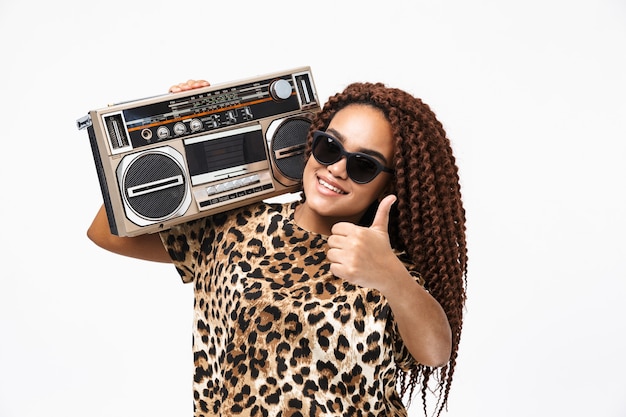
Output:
top-left (301, 83), bottom-right (468, 414)
top-left (87, 80), bottom-right (468, 417)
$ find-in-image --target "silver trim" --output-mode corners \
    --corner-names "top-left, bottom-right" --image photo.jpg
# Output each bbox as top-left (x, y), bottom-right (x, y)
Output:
top-left (183, 124), bottom-right (262, 145)
top-left (127, 175), bottom-right (184, 197)
top-left (76, 115), bottom-right (92, 130)
top-left (116, 146), bottom-right (192, 225)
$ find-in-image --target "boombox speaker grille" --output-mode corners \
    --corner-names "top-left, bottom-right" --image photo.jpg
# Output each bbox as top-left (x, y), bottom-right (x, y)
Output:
top-left (123, 153), bottom-right (187, 220)
top-left (271, 118), bottom-right (311, 181)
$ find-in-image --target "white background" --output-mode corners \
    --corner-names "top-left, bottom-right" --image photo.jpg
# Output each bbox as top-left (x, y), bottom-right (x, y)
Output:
top-left (1, 1), bottom-right (625, 416)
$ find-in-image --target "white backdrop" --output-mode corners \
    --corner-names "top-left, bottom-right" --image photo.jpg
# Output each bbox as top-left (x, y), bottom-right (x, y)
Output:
top-left (1, 1), bottom-right (625, 416)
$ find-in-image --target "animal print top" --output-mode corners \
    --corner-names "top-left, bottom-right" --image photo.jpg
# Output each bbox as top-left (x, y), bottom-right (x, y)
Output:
top-left (160, 201), bottom-right (424, 417)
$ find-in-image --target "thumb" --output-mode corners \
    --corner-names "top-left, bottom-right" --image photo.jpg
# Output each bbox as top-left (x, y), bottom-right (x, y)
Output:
top-left (370, 195), bottom-right (397, 232)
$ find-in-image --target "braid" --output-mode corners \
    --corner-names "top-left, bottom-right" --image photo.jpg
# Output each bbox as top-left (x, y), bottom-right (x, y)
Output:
top-left (305, 82), bottom-right (468, 416)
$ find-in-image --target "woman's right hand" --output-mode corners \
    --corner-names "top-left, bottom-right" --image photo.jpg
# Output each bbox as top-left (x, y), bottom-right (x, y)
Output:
top-left (169, 79), bottom-right (210, 93)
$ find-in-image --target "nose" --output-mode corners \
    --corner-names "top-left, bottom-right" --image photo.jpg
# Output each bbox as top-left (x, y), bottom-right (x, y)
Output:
top-left (327, 156), bottom-right (348, 179)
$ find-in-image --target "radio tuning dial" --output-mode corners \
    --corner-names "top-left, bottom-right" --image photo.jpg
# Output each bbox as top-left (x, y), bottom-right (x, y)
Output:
top-left (269, 79), bottom-right (292, 101)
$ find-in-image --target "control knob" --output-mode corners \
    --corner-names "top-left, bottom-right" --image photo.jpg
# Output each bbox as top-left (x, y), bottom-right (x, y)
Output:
top-left (269, 79), bottom-right (292, 101)
top-left (156, 126), bottom-right (169, 140)
top-left (174, 122), bottom-right (187, 135)
top-left (190, 118), bottom-right (203, 132)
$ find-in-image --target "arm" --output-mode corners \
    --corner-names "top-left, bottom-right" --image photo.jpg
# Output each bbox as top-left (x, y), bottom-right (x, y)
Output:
top-left (376, 258), bottom-right (452, 367)
top-left (327, 195), bottom-right (452, 367)
top-left (87, 205), bottom-right (172, 263)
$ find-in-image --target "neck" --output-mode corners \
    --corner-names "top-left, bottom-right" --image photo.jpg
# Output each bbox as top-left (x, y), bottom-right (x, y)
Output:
top-left (293, 202), bottom-right (362, 236)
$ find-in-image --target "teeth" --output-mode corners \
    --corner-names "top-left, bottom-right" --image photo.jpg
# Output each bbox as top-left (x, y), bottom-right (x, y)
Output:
top-left (319, 178), bottom-right (345, 194)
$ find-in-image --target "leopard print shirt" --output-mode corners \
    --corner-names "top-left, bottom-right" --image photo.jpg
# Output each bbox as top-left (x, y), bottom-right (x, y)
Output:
top-left (160, 201), bottom-right (422, 417)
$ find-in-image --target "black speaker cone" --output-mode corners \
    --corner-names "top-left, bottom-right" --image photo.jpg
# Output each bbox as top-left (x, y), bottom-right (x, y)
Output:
top-left (123, 152), bottom-right (187, 220)
top-left (270, 117), bottom-right (311, 182)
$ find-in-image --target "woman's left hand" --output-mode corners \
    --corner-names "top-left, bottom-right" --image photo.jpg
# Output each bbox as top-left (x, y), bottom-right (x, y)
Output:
top-left (326, 195), bottom-right (402, 290)
top-left (329, 194), bottom-right (452, 366)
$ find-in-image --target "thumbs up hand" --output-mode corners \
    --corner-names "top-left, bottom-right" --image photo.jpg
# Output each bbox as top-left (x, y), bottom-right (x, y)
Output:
top-left (327, 195), bottom-right (402, 290)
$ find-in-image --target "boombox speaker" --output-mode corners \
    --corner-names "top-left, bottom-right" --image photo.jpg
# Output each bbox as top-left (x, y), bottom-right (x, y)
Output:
top-left (78, 67), bottom-right (321, 237)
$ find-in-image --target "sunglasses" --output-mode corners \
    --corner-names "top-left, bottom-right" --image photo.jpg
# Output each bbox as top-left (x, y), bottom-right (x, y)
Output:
top-left (311, 130), bottom-right (394, 184)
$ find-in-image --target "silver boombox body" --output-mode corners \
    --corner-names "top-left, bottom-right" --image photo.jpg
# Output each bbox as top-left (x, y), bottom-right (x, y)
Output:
top-left (78, 67), bottom-right (320, 237)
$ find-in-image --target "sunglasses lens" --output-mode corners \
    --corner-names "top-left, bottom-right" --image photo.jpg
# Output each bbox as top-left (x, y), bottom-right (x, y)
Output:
top-left (347, 155), bottom-right (379, 183)
top-left (313, 134), bottom-right (342, 164)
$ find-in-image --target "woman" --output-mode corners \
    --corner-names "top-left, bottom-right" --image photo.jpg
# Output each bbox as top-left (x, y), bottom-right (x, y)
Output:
top-left (88, 79), bottom-right (468, 416)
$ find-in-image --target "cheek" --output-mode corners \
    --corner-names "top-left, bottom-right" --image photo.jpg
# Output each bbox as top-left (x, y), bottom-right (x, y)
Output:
top-left (378, 176), bottom-right (394, 195)
top-left (365, 179), bottom-right (394, 203)
top-left (301, 158), bottom-right (317, 189)
top-left (366, 171), bottom-right (392, 191)
top-left (302, 156), bottom-right (312, 172)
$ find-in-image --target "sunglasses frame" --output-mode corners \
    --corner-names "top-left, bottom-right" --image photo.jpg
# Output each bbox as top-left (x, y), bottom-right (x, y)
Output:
top-left (311, 130), bottom-right (394, 184)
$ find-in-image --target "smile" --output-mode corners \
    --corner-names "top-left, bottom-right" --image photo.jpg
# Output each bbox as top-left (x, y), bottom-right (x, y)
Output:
top-left (318, 178), bottom-right (346, 194)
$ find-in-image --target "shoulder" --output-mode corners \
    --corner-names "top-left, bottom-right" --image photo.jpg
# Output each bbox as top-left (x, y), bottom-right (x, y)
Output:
top-left (158, 201), bottom-right (294, 279)
top-left (227, 201), bottom-right (291, 226)
top-left (163, 201), bottom-right (294, 240)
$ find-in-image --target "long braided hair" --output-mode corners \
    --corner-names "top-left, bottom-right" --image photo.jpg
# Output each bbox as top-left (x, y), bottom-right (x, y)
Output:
top-left (304, 82), bottom-right (468, 415)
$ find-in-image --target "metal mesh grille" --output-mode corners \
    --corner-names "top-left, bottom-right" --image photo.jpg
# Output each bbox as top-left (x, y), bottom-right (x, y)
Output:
top-left (124, 153), bottom-right (186, 220)
top-left (271, 118), bottom-right (310, 180)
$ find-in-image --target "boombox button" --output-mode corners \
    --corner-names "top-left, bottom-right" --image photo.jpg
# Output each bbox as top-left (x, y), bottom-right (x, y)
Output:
top-left (206, 186), bottom-right (217, 195)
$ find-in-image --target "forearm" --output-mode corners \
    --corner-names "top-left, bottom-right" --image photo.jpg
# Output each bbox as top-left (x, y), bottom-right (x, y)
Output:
top-left (381, 260), bottom-right (452, 368)
top-left (87, 205), bottom-right (172, 263)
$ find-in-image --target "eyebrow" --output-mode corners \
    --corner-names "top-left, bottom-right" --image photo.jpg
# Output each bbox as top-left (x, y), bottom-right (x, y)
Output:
top-left (326, 128), bottom-right (391, 165)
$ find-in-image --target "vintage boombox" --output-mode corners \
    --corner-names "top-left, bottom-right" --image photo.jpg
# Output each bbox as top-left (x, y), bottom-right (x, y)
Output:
top-left (78, 67), bottom-right (320, 237)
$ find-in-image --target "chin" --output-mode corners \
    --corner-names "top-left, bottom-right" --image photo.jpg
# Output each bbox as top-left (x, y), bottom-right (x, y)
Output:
top-left (304, 193), bottom-right (367, 222)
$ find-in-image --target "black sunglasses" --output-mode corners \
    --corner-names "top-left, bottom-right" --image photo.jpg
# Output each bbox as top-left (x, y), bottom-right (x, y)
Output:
top-left (311, 130), bottom-right (394, 184)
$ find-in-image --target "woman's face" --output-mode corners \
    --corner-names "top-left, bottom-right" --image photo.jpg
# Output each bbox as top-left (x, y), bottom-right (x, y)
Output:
top-left (298, 104), bottom-right (394, 234)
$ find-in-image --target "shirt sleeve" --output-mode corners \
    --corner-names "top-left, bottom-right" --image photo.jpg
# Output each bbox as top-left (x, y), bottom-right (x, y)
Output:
top-left (159, 217), bottom-right (209, 284)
